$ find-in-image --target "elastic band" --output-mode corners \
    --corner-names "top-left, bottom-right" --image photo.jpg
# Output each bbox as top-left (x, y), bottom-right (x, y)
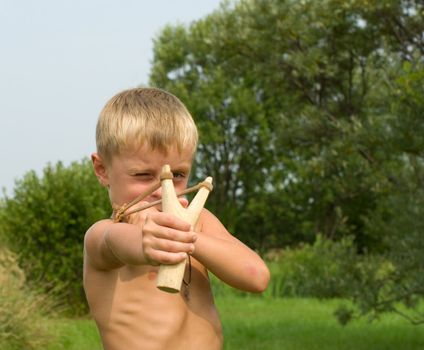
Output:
top-left (112, 177), bottom-right (213, 223)
top-left (199, 181), bottom-right (213, 192)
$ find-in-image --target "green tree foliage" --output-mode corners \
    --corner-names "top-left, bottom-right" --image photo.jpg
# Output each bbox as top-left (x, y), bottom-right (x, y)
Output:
top-left (0, 159), bottom-right (110, 314)
top-left (150, 0), bottom-right (423, 250)
top-left (346, 62), bottom-right (424, 324)
top-left (149, 0), bottom-right (424, 321)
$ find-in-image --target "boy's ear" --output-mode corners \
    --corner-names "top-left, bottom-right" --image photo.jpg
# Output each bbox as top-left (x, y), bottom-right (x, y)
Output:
top-left (91, 153), bottom-right (109, 187)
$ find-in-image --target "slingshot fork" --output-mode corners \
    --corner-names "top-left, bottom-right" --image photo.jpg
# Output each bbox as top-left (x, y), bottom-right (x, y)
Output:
top-left (113, 164), bottom-right (213, 294)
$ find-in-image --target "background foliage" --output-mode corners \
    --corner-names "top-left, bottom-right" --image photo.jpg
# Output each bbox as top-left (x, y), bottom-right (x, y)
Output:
top-left (0, 0), bottom-right (422, 324)
top-left (0, 159), bottom-right (110, 314)
top-left (149, 0), bottom-right (424, 322)
top-left (0, 246), bottom-right (55, 349)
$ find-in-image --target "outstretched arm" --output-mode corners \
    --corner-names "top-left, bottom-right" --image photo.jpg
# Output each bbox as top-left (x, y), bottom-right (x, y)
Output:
top-left (192, 209), bottom-right (270, 293)
top-left (84, 209), bottom-right (197, 271)
top-left (84, 219), bottom-right (147, 270)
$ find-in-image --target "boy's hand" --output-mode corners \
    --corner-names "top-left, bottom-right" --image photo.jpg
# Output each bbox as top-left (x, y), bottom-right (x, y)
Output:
top-left (142, 211), bottom-right (196, 265)
top-left (128, 198), bottom-right (196, 266)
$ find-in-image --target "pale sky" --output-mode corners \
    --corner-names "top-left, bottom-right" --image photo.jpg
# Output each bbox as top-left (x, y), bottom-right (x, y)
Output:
top-left (0, 0), bottom-right (222, 195)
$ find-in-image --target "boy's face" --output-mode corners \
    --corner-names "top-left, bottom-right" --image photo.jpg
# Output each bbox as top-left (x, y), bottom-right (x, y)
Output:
top-left (93, 144), bottom-right (193, 208)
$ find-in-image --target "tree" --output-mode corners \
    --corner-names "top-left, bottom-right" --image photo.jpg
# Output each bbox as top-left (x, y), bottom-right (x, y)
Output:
top-left (149, 0), bottom-right (424, 321)
top-left (150, 0), bottom-right (422, 248)
top-left (346, 61), bottom-right (424, 324)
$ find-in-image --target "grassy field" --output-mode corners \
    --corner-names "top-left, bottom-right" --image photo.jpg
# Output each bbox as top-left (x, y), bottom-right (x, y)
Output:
top-left (45, 296), bottom-right (424, 350)
top-left (217, 297), bottom-right (424, 350)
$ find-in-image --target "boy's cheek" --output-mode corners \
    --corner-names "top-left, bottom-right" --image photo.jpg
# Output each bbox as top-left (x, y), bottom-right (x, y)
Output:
top-left (109, 185), bottom-right (137, 207)
top-left (113, 183), bottom-right (158, 208)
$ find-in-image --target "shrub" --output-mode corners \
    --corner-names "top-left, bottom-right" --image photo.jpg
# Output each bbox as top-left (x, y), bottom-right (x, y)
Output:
top-left (0, 246), bottom-right (55, 350)
top-left (0, 159), bottom-right (110, 314)
top-left (260, 235), bottom-right (401, 325)
top-left (210, 235), bottom-right (362, 300)
top-left (268, 235), bottom-right (359, 298)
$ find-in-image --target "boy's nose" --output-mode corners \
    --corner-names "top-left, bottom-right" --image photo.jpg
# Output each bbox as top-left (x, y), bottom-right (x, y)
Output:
top-left (151, 185), bottom-right (162, 200)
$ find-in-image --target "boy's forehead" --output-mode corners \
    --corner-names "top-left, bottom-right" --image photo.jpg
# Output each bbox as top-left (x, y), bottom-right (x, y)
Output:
top-left (112, 143), bottom-right (194, 168)
top-left (125, 138), bottom-right (194, 155)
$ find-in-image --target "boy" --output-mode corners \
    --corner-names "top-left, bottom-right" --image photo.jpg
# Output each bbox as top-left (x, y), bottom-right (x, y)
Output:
top-left (84, 87), bottom-right (270, 350)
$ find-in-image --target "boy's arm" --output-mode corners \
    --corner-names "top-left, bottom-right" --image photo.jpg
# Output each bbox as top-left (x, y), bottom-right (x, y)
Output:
top-left (192, 209), bottom-right (270, 293)
top-left (84, 211), bottom-right (197, 271)
top-left (84, 219), bottom-right (145, 270)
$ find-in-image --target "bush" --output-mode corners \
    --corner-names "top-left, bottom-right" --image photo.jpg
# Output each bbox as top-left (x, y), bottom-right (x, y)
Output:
top-left (0, 159), bottom-right (110, 314)
top-left (260, 235), bottom-right (401, 324)
top-left (267, 235), bottom-right (359, 299)
top-left (0, 246), bottom-right (55, 350)
top-left (210, 235), bottom-right (362, 300)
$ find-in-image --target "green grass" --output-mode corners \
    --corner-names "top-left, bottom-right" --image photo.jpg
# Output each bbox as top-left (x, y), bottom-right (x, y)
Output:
top-left (43, 297), bottom-right (424, 350)
top-left (45, 318), bottom-right (102, 350)
top-left (217, 296), bottom-right (424, 350)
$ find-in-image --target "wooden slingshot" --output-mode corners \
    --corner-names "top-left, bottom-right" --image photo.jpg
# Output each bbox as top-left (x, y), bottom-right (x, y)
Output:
top-left (113, 164), bottom-right (213, 294)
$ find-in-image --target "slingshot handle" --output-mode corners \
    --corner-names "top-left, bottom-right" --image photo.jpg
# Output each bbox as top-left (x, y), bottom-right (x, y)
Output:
top-left (156, 165), bottom-right (213, 293)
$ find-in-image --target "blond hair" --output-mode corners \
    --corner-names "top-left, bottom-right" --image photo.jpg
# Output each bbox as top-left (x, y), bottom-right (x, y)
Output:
top-left (96, 87), bottom-right (198, 164)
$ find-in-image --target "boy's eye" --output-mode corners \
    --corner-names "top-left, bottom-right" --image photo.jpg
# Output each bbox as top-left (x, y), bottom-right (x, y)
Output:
top-left (134, 173), bottom-right (154, 180)
top-left (172, 172), bottom-right (186, 179)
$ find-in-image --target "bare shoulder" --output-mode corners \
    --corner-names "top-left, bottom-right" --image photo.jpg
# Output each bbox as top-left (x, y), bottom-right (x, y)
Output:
top-left (84, 219), bottom-right (121, 270)
top-left (84, 219), bottom-right (112, 250)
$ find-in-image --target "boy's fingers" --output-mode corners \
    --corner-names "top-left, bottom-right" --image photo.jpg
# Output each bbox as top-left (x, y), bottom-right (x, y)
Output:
top-left (146, 249), bottom-right (188, 265)
top-left (148, 212), bottom-right (191, 231)
top-left (152, 226), bottom-right (197, 243)
top-left (151, 239), bottom-right (195, 255)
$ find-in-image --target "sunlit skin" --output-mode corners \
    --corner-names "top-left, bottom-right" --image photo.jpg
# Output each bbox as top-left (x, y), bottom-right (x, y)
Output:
top-left (84, 144), bottom-right (270, 350)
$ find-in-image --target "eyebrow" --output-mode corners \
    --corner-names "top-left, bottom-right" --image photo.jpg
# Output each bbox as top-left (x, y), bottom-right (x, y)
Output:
top-left (127, 167), bottom-right (151, 174)
top-left (127, 164), bottom-right (191, 175)
top-left (171, 165), bottom-right (190, 173)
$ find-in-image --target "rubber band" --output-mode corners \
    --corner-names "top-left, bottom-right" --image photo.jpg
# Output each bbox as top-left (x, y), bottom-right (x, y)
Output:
top-left (113, 179), bottom-right (212, 222)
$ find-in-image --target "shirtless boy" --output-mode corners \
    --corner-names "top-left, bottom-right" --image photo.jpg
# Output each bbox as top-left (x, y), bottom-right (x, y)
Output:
top-left (83, 87), bottom-right (270, 350)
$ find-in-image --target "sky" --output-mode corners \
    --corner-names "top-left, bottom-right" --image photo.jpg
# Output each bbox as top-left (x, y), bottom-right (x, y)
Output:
top-left (0, 0), bottom-right (222, 196)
